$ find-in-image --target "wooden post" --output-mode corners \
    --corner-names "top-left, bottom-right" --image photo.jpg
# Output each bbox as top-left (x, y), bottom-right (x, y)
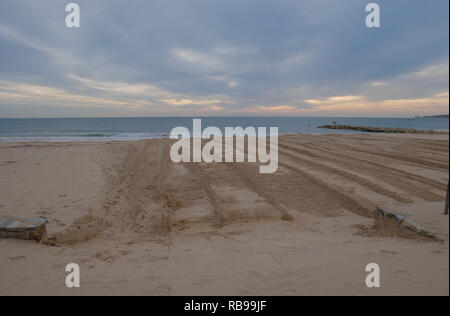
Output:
top-left (445, 181), bottom-right (449, 215)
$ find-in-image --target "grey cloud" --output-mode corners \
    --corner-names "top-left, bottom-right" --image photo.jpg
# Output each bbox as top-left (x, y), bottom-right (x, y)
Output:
top-left (0, 0), bottom-right (448, 117)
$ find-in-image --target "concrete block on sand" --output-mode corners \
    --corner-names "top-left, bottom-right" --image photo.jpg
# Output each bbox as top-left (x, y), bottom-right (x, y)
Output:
top-left (0, 217), bottom-right (48, 241)
top-left (374, 206), bottom-right (445, 242)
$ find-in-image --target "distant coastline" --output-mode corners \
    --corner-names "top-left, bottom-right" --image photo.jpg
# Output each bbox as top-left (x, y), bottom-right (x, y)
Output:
top-left (421, 114), bottom-right (449, 119)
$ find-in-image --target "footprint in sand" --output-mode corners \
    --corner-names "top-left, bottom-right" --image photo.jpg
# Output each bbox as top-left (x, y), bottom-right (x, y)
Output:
top-left (394, 270), bottom-right (410, 278)
top-left (9, 256), bottom-right (26, 261)
top-left (94, 250), bottom-right (117, 263)
top-left (380, 249), bottom-right (398, 255)
top-left (119, 250), bottom-right (132, 256)
top-left (1, 161), bottom-right (16, 166)
top-left (148, 285), bottom-right (173, 296)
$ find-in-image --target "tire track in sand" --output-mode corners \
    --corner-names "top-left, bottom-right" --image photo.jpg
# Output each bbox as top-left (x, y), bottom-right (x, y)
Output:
top-left (225, 163), bottom-right (293, 222)
top-left (101, 140), bottom-right (176, 239)
top-left (185, 163), bottom-right (228, 228)
top-left (278, 143), bottom-right (413, 203)
top-left (300, 142), bottom-right (447, 190)
top-left (279, 141), bottom-right (444, 202)
top-left (276, 158), bottom-right (374, 218)
top-left (330, 142), bottom-right (448, 171)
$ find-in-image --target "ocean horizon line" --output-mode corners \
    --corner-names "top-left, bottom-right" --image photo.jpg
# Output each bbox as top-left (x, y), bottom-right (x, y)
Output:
top-left (1, 114), bottom-right (449, 120)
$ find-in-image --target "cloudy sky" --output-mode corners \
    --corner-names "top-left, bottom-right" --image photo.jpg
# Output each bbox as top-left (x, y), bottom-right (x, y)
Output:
top-left (0, 0), bottom-right (448, 117)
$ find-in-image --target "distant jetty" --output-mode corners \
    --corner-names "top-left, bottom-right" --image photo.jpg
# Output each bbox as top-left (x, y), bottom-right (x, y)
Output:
top-left (422, 114), bottom-right (449, 119)
top-left (318, 125), bottom-right (449, 135)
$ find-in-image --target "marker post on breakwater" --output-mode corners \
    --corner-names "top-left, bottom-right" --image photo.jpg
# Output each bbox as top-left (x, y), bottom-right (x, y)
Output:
top-left (445, 182), bottom-right (449, 215)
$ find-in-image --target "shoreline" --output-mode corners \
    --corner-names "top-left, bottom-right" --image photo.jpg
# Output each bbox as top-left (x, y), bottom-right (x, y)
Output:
top-left (2, 117), bottom-right (448, 144)
top-left (1, 129), bottom-right (449, 144)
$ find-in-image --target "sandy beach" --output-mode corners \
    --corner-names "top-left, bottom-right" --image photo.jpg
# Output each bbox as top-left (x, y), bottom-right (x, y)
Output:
top-left (0, 133), bottom-right (448, 296)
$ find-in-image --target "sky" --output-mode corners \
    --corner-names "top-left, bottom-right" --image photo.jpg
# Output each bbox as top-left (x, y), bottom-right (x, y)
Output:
top-left (0, 0), bottom-right (448, 118)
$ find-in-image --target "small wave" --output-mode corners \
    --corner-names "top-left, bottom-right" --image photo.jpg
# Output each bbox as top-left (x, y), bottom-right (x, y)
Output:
top-left (76, 134), bottom-right (109, 137)
top-left (0, 133), bottom-right (162, 142)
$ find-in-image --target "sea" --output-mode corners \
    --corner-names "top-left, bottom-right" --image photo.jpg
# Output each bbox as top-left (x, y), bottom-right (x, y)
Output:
top-left (0, 117), bottom-right (448, 142)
